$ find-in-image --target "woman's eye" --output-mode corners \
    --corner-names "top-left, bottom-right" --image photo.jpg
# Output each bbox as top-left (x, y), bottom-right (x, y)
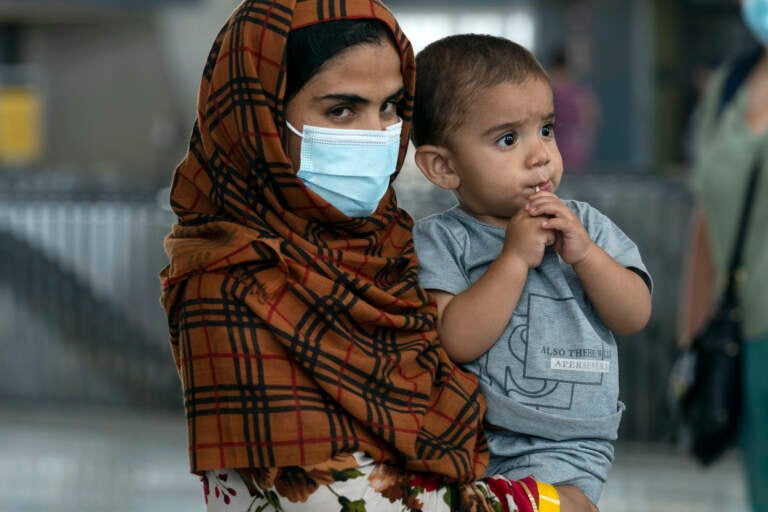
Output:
top-left (495, 133), bottom-right (516, 147)
top-left (380, 100), bottom-right (398, 116)
top-left (329, 106), bottom-right (354, 119)
top-left (541, 123), bottom-right (555, 137)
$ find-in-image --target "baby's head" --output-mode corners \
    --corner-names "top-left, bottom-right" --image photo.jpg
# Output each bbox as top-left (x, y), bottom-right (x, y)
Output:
top-left (412, 34), bottom-right (549, 147)
top-left (412, 34), bottom-right (563, 225)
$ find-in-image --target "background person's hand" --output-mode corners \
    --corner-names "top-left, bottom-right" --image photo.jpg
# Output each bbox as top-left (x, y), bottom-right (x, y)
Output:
top-left (555, 485), bottom-right (599, 512)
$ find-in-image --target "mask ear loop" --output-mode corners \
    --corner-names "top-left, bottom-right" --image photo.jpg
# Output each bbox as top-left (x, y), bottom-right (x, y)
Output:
top-left (285, 121), bottom-right (304, 138)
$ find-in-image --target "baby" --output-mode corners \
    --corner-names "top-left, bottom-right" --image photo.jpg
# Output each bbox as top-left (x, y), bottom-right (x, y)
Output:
top-left (411, 34), bottom-right (653, 505)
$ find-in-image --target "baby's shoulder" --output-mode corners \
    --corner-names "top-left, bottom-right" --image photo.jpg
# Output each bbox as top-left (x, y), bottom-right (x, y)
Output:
top-left (562, 199), bottom-right (612, 226)
top-left (415, 207), bottom-right (467, 233)
top-left (413, 207), bottom-right (474, 250)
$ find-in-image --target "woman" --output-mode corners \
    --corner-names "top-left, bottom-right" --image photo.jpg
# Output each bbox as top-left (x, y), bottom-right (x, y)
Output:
top-left (161, 1), bottom-right (596, 510)
top-left (679, 0), bottom-right (768, 509)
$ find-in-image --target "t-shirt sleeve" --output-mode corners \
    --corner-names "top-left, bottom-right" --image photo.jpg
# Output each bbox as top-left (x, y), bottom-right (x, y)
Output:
top-left (412, 215), bottom-right (471, 296)
top-left (575, 201), bottom-right (654, 294)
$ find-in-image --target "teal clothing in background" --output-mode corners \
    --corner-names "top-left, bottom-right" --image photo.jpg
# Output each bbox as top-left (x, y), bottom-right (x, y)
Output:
top-left (742, 334), bottom-right (768, 511)
top-left (690, 54), bottom-right (768, 512)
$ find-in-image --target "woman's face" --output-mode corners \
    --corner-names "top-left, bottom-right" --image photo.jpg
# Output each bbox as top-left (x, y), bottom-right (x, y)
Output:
top-left (284, 39), bottom-right (405, 170)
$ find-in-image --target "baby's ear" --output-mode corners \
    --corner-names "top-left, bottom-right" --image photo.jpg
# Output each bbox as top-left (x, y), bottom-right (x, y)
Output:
top-left (413, 145), bottom-right (460, 191)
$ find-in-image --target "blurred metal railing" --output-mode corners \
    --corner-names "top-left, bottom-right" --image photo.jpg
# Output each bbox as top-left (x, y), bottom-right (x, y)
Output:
top-left (0, 173), bottom-right (179, 409)
top-left (1, 171), bottom-right (692, 441)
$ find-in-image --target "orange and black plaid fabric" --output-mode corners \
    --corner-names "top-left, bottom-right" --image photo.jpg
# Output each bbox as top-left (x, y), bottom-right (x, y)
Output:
top-left (160, 0), bottom-right (488, 482)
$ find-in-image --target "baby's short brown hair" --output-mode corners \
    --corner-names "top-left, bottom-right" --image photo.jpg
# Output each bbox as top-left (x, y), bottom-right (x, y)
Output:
top-left (412, 34), bottom-right (549, 147)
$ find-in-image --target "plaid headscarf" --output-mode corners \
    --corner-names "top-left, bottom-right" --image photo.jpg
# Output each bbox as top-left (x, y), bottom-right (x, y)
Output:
top-left (161, 0), bottom-right (488, 481)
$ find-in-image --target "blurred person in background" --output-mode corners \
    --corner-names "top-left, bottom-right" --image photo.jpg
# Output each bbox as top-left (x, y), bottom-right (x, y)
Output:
top-left (679, 0), bottom-right (768, 509)
top-left (547, 47), bottom-right (601, 174)
top-left (682, 58), bottom-right (724, 163)
top-left (159, 1), bottom-right (597, 511)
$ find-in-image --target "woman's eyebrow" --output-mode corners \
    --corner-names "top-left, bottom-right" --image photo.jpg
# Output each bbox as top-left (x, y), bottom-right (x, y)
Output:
top-left (386, 87), bottom-right (406, 102)
top-left (317, 93), bottom-right (369, 104)
top-left (316, 87), bottom-right (406, 105)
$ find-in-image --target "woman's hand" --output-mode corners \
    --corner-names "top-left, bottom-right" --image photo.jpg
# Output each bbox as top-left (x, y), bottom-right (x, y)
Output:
top-left (555, 485), bottom-right (599, 512)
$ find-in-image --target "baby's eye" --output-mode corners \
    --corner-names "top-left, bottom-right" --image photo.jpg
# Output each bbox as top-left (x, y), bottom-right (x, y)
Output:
top-left (495, 133), bottom-right (517, 147)
top-left (541, 123), bottom-right (555, 138)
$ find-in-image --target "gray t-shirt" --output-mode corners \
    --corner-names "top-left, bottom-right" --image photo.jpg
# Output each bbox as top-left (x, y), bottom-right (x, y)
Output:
top-left (413, 201), bottom-right (652, 502)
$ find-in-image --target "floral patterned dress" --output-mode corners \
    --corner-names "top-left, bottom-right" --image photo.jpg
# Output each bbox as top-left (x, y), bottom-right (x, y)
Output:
top-left (202, 453), bottom-right (540, 512)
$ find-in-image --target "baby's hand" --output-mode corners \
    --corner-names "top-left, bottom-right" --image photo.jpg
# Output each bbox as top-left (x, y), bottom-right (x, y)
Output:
top-left (525, 192), bottom-right (594, 266)
top-left (500, 207), bottom-right (557, 269)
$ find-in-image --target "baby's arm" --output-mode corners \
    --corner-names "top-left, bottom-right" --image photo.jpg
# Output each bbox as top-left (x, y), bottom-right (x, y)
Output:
top-left (527, 192), bottom-right (651, 335)
top-left (571, 242), bottom-right (651, 334)
top-left (434, 210), bottom-right (555, 363)
top-left (431, 255), bottom-right (526, 363)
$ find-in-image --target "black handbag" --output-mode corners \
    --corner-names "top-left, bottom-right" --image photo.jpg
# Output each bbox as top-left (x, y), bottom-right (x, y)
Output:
top-left (669, 156), bottom-right (760, 466)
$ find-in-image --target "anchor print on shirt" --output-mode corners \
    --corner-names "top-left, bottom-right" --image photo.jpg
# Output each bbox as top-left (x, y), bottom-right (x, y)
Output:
top-left (476, 293), bottom-right (610, 411)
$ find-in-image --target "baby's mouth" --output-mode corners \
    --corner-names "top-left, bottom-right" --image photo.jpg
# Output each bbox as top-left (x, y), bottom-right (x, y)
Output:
top-left (533, 180), bottom-right (551, 193)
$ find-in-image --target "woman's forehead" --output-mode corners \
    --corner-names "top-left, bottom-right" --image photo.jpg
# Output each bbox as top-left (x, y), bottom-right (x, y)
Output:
top-left (302, 42), bottom-right (404, 100)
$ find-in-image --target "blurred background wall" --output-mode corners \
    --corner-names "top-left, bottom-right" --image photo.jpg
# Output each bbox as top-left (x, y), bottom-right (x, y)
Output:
top-left (1, 0), bottom-right (757, 178)
top-left (0, 0), bottom-right (757, 448)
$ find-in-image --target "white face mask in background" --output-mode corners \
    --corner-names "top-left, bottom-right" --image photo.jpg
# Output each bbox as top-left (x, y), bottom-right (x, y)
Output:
top-left (743, 0), bottom-right (768, 46)
top-left (286, 120), bottom-right (403, 218)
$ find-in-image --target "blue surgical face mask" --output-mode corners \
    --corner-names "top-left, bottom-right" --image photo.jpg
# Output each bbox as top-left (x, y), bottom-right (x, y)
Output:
top-left (743, 0), bottom-right (768, 46)
top-left (286, 119), bottom-right (402, 217)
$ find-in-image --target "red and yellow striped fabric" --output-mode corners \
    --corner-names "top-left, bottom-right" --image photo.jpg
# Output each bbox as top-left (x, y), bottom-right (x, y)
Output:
top-left (160, 0), bottom-right (489, 482)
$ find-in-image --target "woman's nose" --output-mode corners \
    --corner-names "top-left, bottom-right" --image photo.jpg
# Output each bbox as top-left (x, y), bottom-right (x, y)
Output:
top-left (361, 111), bottom-right (394, 131)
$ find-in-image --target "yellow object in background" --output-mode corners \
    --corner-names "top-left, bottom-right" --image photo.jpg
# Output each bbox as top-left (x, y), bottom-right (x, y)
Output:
top-left (0, 86), bottom-right (42, 165)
